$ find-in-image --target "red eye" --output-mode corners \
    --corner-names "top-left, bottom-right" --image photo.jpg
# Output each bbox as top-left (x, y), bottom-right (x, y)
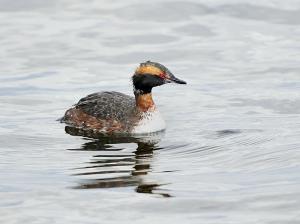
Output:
top-left (159, 72), bottom-right (166, 78)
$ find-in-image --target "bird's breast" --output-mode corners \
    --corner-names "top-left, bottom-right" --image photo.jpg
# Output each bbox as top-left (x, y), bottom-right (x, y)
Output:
top-left (132, 109), bottom-right (166, 134)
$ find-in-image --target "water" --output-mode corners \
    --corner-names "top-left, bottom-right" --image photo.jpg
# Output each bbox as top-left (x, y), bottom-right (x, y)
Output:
top-left (1, 0), bottom-right (300, 223)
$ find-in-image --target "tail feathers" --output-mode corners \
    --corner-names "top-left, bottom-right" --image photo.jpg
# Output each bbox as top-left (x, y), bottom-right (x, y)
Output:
top-left (57, 116), bottom-right (66, 123)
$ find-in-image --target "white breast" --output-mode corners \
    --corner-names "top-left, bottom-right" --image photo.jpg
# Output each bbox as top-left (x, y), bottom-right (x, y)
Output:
top-left (132, 110), bottom-right (166, 134)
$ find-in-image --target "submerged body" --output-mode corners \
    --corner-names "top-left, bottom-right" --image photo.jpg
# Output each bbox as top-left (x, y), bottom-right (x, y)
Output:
top-left (62, 61), bottom-right (186, 134)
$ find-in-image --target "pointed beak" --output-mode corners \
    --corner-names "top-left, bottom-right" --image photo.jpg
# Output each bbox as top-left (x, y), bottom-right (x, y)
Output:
top-left (165, 71), bottom-right (187, 84)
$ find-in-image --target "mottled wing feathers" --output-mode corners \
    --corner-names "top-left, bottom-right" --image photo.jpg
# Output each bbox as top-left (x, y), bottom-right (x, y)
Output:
top-left (75, 91), bottom-right (136, 123)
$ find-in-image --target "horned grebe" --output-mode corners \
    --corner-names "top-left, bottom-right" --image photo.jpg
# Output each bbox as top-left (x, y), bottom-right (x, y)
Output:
top-left (61, 61), bottom-right (186, 134)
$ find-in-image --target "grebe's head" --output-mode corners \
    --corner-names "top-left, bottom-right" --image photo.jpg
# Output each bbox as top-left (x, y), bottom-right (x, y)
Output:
top-left (132, 61), bottom-right (186, 94)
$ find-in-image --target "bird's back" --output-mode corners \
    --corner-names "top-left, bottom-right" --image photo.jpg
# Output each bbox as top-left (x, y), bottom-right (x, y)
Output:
top-left (76, 91), bottom-right (136, 121)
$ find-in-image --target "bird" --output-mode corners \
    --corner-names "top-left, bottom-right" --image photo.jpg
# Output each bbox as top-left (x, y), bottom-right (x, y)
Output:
top-left (61, 61), bottom-right (186, 134)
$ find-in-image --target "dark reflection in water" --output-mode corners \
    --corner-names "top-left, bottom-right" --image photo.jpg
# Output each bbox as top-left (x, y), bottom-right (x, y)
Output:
top-left (65, 126), bottom-right (171, 198)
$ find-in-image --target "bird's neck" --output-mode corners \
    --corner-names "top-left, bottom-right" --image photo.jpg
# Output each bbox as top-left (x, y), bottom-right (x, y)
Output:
top-left (134, 91), bottom-right (155, 112)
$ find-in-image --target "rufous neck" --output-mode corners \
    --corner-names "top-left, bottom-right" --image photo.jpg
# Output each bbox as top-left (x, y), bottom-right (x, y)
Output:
top-left (135, 92), bottom-right (155, 112)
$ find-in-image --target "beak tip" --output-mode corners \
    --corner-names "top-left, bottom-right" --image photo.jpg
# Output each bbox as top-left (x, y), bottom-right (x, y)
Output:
top-left (174, 79), bottom-right (187, 85)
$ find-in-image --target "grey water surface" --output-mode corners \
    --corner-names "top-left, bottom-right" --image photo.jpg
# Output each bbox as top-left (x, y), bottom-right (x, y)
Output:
top-left (0, 0), bottom-right (300, 223)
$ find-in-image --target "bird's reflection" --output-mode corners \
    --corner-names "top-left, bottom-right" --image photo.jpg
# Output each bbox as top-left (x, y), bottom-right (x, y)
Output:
top-left (65, 126), bottom-right (171, 197)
